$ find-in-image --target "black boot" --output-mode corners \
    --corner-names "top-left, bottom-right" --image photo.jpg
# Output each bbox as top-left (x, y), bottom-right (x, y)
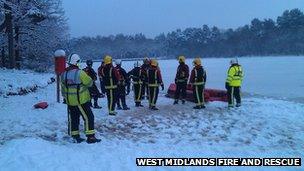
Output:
top-left (193, 106), bottom-right (201, 109)
top-left (201, 105), bottom-right (206, 109)
top-left (72, 135), bottom-right (85, 143)
top-left (182, 100), bottom-right (186, 104)
top-left (86, 135), bottom-right (101, 144)
top-left (150, 106), bottom-right (159, 110)
top-left (117, 105), bottom-right (122, 110)
top-left (173, 100), bottom-right (178, 105)
top-left (122, 105), bottom-right (130, 110)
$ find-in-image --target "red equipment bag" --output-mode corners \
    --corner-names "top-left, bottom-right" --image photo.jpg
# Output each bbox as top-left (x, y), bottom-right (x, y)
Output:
top-left (166, 83), bottom-right (227, 102)
top-left (34, 102), bottom-right (49, 109)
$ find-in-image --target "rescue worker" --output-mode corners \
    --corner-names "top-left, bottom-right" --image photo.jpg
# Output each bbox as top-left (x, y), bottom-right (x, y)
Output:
top-left (174, 55), bottom-right (189, 105)
top-left (141, 57), bottom-right (151, 99)
top-left (189, 57), bottom-right (207, 109)
top-left (61, 53), bottom-right (101, 143)
top-left (100, 55), bottom-right (120, 115)
top-left (115, 59), bottom-right (130, 110)
top-left (128, 61), bottom-right (145, 107)
top-left (225, 58), bottom-right (243, 108)
top-left (97, 61), bottom-right (106, 95)
top-left (147, 59), bottom-right (164, 110)
top-left (83, 60), bottom-right (102, 109)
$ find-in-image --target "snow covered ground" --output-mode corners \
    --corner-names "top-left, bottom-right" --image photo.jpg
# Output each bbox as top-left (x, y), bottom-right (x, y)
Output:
top-left (0, 56), bottom-right (303, 171)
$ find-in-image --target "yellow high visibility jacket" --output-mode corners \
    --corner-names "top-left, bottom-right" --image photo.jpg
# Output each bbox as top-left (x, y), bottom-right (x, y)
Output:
top-left (61, 66), bottom-right (93, 106)
top-left (226, 64), bottom-right (243, 87)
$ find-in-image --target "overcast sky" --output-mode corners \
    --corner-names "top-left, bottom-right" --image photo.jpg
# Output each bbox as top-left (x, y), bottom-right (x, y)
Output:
top-left (62, 0), bottom-right (304, 38)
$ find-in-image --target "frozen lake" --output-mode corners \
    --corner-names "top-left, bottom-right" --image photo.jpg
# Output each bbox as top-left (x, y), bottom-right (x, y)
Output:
top-left (92, 56), bottom-right (304, 102)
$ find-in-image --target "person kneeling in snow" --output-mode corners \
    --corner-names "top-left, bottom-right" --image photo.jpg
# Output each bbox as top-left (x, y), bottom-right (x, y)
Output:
top-left (61, 53), bottom-right (101, 143)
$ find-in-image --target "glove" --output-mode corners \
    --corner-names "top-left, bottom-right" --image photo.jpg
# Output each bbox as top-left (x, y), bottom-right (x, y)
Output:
top-left (161, 84), bottom-right (164, 91)
top-left (225, 82), bottom-right (229, 90)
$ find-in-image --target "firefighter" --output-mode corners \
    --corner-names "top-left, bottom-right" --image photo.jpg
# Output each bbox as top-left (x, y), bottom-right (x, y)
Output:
top-left (128, 61), bottom-right (145, 107)
top-left (225, 58), bottom-right (243, 108)
top-left (61, 53), bottom-right (101, 143)
top-left (141, 57), bottom-right (151, 99)
top-left (83, 60), bottom-right (102, 109)
top-left (97, 61), bottom-right (106, 95)
top-left (189, 58), bottom-right (207, 109)
top-left (174, 55), bottom-right (189, 105)
top-left (115, 59), bottom-right (130, 110)
top-left (100, 55), bottom-right (120, 115)
top-left (147, 59), bottom-right (164, 110)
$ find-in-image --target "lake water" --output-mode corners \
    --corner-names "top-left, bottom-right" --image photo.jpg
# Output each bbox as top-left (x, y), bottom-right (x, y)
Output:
top-left (92, 56), bottom-right (304, 102)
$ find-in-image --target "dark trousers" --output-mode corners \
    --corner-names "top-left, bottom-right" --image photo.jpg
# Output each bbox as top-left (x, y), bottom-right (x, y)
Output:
top-left (134, 84), bottom-right (143, 104)
top-left (227, 86), bottom-right (241, 106)
top-left (148, 86), bottom-right (159, 107)
top-left (174, 82), bottom-right (187, 100)
top-left (106, 88), bottom-right (117, 114)
top-left (193, 85), bottom-right (205, 106)
top-left (68, 102), bottom-right (95, 137)
top-left (89, 83), bottom-right (100, 106)
top-left (116, 85), bottom-right (127, 107)
top-left (142, 83), bottom-right (149, 99)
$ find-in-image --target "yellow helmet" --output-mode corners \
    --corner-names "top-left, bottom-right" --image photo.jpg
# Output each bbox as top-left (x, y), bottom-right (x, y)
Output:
top-left (193, 57), bottom-right (201, 66)
top-left (104, 55), bottom-right (112, 65)
top-left (150, 59), bottom-right (158, 67)
top-left (178, 56), bottom-right (186, 63)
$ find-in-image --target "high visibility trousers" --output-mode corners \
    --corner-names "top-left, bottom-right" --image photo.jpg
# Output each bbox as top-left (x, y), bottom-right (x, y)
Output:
top-left (134, 84), bottom-right (143, 103)
top-left (68, 102), bottom-right (95, 137)
top-left (116, 85), bottom-right (127, 107)
top-left (106, 88), bottom-right (117, 114)
top-left (174, 82), bottom-right (187, 100)
top-left (148, 86), bottom-right (159, 107)
top-left (193, 85), bottom-right (205, 106)
top-left (227, 86), bottom-right (241, 107)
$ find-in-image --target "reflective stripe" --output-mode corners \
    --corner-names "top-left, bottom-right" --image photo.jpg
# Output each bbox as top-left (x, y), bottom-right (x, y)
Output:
top-left (85, 130), bottom-right (95, 135)
top-left (105, 85), bottom-right (117, 89)
top-left (148, 84), bottom-right (158, 87)
top-left (133, 81), bottom-right (143, 85)
top-left (136, 84), bottom-right (142, 102)
top-left (77, 105), bottom-right (89, 133)
top-left (68, 109), bottom-right (71, 136)
top-left (195, 85), bottom-right (201, 105)
top-left (71, 131), bottom-right (79, 136)
top-left (62, 87), bottom-right (88, 95)
top-left (109, 89), bottom-right (114, 113)
top-left (193, 82), bottom-right (204, 85)
top-left (231, 87), bottom-right (234, 105)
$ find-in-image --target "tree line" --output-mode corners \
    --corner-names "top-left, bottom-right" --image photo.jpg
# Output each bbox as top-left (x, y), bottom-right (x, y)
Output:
top-left (70, 8), bottom-right (304, 60)
top-left (1, 3), bottom-right (304, 71)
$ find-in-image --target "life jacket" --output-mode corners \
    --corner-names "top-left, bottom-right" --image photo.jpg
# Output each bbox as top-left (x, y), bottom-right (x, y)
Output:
top-left (101, 64), bottom-right (119, 89)
top-left (226, 64), bottom-right (243, 87)
top-left (61, 66), bottom-right (92, 106)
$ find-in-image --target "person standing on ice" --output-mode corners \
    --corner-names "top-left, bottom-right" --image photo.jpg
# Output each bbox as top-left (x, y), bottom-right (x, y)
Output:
top-left (225, 58), bottom-right (243, 108)
top-left (141, 57), bottom-right (151, 100)
top-left (174, 55), bottom-right (189, 105)
top-left (128, 61), bottom-right (146, 107)
top-left (98, 61), bottom-right (106, 95)
top-left (61, 53), bottom-right (101, 144)
top-left (100, 55), bottom-right (121, 115)
top-left (83, 60), bottom-right (102, 109)
top-left (189, 58), bottom-right (207, 109)
top-left (147, 59), bottom-right (164, 110)
top-left (114, 59), bottom-right (130, 110)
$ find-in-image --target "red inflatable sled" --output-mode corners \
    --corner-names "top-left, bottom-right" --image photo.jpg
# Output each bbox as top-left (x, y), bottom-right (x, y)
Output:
top-left (33, 102), bottom-right (49, 109)
top-left (166, 83), bottom-right (228, 102)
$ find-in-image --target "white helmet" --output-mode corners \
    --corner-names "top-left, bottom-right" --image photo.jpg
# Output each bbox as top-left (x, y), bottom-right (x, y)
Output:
top-left (115, 59), bottom-right (122, 66)
top-left (54, 49), bottom-right (66, 57)
top-left (230, 58), bottom-right (238, 65)
top-left (134, 61), bottom-right (141, 68)
top-left (68, 53), bottom-right (81, 65)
